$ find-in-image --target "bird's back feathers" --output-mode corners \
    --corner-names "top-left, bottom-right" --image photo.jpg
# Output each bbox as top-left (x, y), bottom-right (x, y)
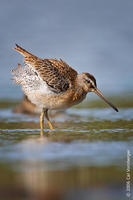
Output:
top-left (13, 44), bottom-right (78, 93)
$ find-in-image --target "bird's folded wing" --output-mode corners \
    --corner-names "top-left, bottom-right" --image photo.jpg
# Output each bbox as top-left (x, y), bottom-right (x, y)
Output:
top-left (34, 59), bottom-right (70, 93)
top-left (14, 44), bottom-right (78, 93)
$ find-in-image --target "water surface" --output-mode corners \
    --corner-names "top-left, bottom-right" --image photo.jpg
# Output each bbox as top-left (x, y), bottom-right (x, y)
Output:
top-left (0, 97), bottom-right (132, 200)
top-left (1, 0), bottom-right (133, 198)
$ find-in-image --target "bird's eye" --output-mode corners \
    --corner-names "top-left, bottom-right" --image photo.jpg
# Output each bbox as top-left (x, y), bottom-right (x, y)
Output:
top-left (85, 79), bottom-right (90, 83)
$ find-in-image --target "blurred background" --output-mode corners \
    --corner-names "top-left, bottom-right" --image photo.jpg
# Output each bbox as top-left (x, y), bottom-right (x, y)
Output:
top-left (0, 0), bottom-right (133, 200)
top-left (0, 0), bottom-right (133, 98)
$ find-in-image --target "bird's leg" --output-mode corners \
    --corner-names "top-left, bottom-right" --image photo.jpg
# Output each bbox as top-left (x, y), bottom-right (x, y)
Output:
top-left (40, 108), bottom-right (45, 135)
top-left (44, 109), bottom-right (54, 130)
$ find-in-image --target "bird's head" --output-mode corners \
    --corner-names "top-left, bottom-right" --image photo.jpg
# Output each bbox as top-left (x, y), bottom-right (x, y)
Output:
top-left (80, 73), bottom-right (118, 112)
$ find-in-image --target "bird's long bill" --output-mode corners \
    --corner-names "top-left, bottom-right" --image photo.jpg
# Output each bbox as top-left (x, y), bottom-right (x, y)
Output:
top-left (94, 88), bottom-right (118, 112)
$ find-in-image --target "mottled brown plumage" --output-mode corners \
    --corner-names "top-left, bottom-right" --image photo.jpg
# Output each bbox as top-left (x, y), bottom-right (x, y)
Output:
top-left (12, 44), bottom-right (118, 134)
top-left (14, 44), bottom-right (77, 93)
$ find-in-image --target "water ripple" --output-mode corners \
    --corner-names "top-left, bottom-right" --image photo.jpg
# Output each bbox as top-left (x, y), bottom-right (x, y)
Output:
top-left (0, 138), bottom-right (132, 170)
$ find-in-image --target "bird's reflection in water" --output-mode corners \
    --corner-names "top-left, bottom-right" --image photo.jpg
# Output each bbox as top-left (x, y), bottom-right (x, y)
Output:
top-left (10, 135), bottom-right (123, 200)
top-left (16, 135), bottom-right (61, 200)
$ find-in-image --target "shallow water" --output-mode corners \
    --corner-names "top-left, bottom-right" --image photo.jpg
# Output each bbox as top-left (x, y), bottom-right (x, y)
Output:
top-left (0, 98), bottom-right (133, 200)
top-left (1, 0), bottom-right (133, 199)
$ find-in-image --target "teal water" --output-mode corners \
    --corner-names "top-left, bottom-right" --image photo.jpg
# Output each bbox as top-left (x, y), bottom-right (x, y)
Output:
top-left (0, 98), bottom-right (133, 200)
top-left (1, 0), bottom-right (133, 199)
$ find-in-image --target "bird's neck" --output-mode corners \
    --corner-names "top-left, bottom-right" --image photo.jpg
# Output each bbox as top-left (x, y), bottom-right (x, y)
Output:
top-left (71, 75), bottom-right (88, 103)
top-left (75, 74), bottom-right (88, 93)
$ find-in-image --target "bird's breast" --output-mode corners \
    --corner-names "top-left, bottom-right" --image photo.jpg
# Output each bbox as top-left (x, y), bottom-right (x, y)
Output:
top-left (26, 87), bottom-right (86, 110)
top-left (45, 88), bottom-right (87, 110)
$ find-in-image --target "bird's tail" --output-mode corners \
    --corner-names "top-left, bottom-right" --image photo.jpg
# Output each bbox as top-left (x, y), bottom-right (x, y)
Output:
top-left (13, 44), bottom-right (38, 64)
top-left (14, 44), bottom-right (35, 57)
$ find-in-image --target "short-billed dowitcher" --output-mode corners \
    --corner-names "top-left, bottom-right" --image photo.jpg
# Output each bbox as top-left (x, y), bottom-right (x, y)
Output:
top-left (12, 44), bottom-right (118, 134)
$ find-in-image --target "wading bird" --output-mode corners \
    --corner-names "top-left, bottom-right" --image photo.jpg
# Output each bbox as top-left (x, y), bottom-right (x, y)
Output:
top-left (12, 44), bottom-right (118, 134)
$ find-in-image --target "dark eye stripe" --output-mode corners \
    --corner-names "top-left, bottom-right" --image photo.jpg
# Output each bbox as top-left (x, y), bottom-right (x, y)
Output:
top-left (84, 78), bottom-right (90, 83)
